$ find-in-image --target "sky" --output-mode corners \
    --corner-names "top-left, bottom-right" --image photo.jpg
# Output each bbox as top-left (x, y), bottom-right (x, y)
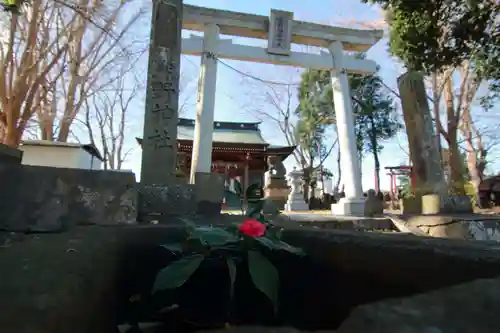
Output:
top-left (120, 0), bottom-right (415, 192)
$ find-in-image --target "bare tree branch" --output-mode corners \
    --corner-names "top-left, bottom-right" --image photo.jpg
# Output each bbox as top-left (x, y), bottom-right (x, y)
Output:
top-left (0, 0), bottom-right (147, 147)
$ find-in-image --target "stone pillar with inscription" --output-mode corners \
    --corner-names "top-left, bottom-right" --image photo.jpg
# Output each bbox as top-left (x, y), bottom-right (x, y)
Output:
top-left (137, 0), bottom-right (199, 221)
top-left (329, 41), bottom-right (365, 216)
top-left (398, 72), bottom-right (447, 197)
top-left (140, 0), bottom-right (182, 185)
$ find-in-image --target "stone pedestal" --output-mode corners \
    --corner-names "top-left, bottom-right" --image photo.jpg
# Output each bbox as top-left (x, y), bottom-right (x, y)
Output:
top-left (285, 196), bottom-right (308, 211)
top-left (331, 198), bottom-right (366, 216)
top-left (193, 172), bottom-right (224, 217)
top-left (363, 189), bottom-right (384, 217)
top-left (285, 169), bottom-right (308, 211)
top-left (263, 187), bottom-right (288, 213)
top-left (263, 156), bottom-right (289, 212)
top-left (422, 194), bottom-right (441, 215)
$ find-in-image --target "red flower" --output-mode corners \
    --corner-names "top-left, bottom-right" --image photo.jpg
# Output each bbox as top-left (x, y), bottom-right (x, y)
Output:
top-left (238, 218), bottom-right (266, 237)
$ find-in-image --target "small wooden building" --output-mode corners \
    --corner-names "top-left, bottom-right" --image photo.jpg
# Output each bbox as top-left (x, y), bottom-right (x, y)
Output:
top-left (136, 118), bottom-right (295, 189)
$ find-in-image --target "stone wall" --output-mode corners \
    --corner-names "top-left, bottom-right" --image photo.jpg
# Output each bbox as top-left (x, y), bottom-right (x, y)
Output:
top-left (0, 146), bottom-right (209, 230)
top-left (0, 164), bottom-right (138, 232)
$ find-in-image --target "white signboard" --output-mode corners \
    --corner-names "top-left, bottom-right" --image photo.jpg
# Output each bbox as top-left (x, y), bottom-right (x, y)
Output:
top-left (267, 9), bottom-right (293, 56)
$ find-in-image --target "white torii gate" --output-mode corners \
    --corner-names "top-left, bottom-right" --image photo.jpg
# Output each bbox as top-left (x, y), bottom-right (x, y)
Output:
top-left (182, 5), bottom-right (383, 215)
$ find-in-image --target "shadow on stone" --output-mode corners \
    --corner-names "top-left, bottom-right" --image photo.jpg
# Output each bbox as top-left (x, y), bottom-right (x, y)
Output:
top-left (0, 144), bottom-right (23, 166)
top-left (3, 226), bottom-right (500, 332)
top-left (193, 172), bottom-right (224, 217)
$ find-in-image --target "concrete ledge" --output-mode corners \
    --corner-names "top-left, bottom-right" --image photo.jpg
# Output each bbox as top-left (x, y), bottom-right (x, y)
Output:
top-left (3, 225), bottom-right (500, 332)
top-left (0, 165), bottom-right (137, 232)
top-left (282, 228), bottom-right (500, 290)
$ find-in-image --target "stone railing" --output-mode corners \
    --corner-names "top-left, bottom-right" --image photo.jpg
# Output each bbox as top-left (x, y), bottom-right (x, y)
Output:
top-left (0, 146), bottom-right (228, 232)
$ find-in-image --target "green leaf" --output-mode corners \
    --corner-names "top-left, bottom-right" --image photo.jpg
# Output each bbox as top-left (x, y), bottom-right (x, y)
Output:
top-left (191, 226), bottom-right (239, 246)
top-left (152, 255), bottom-right (204, 293)
top-left (160, 243), bottom-right (183, 253)
top-left (226, 257), bottom-right (237, 302)
top-left (247, 251), bottom-right (279, 314)
top-left (255, 237), bottom-right (305, 256)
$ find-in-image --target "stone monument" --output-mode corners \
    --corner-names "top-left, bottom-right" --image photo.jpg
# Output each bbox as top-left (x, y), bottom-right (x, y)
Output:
top-left (285, 169), bottom-right (309, 211)
top-left (398, 72), bottom-right (447, 197)
top-left (140, 0), bottom-right (182, 185)
top-left (363, 189), bottom-right (384, 217)
top-left (137, 0), bottom-right (201, 220)
top-left (263, 156), bottom-right (289, 212)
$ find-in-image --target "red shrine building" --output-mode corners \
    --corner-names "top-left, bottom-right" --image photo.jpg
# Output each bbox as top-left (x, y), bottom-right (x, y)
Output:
top-left (136, 118), bottom-right (295, 189)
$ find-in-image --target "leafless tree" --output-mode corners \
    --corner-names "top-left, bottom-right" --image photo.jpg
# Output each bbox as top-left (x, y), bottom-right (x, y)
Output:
top-left (237, 66), bottom-right (338, 198)
top-left (81, 70), bottom-right (137, 170)
top-left (427, 64), bottom-right (500, 195)
top-left (0, 0), bottom-right (146, 147)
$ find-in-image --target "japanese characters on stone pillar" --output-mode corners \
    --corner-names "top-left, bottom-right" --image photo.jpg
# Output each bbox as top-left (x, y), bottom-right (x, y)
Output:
top-left (140, 0), bottom-right (182, 185)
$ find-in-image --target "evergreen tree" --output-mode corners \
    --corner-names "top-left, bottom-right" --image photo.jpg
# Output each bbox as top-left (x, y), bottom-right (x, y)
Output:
top-left (295, 69), bottom-right (333, 199)
top-left (351, 72), bottom-right (402, 193)
top-left (296, 55), bottom-right (400, 193)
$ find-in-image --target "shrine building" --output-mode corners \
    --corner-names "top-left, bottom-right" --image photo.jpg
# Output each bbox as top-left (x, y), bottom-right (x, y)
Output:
top-left (136, 118), bottom-right (295, 189)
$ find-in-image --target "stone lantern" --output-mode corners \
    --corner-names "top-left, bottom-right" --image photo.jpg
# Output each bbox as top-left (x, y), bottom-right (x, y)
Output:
top-left (284, 169), bottom-right (309, 211)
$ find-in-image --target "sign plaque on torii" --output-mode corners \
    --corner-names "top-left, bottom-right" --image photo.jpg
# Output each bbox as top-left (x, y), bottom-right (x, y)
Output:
top-left (142, 1), bottom-right (383, 216)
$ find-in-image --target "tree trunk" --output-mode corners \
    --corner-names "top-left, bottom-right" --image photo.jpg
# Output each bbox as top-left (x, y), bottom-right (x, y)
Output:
top-left (446, 132), bottom-right (466, 194)
top-left (443, 79), bottom-right (465, 195)
top-left (302, 166), bottom-right (312, 203)
top-left (462, 108), bottom-right (485, 203)
top-left (431, 72), bottom-right (443, 168)
top-left (335, 144), bottom-right (342, 193)
top-left (3, 126), bottom-right (21, 148)
top-left (464, 135), bottom-right (481, 195)
top-left (369, 114), bottom-right (380, 193)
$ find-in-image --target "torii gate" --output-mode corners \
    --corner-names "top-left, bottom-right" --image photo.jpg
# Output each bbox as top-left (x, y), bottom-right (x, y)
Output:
top-left (142, 1), bottom-right (383, 216)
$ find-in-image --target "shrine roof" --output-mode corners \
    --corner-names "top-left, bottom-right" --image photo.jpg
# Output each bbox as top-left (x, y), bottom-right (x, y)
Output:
top-left (177, 118), bottom-right (268, 145)
top-left (136, 118), bottom-right (297, 156)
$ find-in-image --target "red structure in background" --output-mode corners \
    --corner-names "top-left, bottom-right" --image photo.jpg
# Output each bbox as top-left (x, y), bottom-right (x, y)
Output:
top-left (385, 165), bottom-right (416, 202)
top-left (136, 118), bottom-right (296, 191)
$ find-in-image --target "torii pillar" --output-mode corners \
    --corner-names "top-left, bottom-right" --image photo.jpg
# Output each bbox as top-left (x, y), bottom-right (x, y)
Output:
top-left (329, 41), bottom-right (365, 216)
top-left (189, 23), bottom-right (219, 184)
